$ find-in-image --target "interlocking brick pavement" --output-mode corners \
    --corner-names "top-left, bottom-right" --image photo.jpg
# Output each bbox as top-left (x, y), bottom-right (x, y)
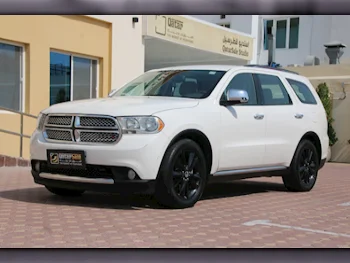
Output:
top-left (0, 163), bottom-right (349, 248)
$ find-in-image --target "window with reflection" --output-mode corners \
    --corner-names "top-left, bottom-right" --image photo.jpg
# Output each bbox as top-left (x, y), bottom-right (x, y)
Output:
top-left (289, 17), bottom-right (300, 49)
top-left (263, 20), bottom-right (273, 50)
top-left (0, 42), bottom-right (23, 111)
top-left (50, 51), bottom-right (98, 105)
top-left (263, 17), bottom-right (300, 50)
top-left (111, 70), bottom-right (226, 99)
top-left (287, 78), bottom-right (317, 105)
top-left (256, 74), bottom-right (292, 105)
top-left (221, 73), bottom-right (258, 105)
top-left (276, 20), bottom-right (287, 49)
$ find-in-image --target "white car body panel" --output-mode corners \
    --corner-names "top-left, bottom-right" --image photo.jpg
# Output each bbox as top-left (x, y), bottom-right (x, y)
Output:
top-left (43, 96), bottom-right (199, 116)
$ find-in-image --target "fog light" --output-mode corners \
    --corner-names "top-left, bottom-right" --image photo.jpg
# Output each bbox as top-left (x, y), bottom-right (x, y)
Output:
top-left (128, 169), bottom-right (136, 180)
top-left (34, 161), bottom-right (41, 172)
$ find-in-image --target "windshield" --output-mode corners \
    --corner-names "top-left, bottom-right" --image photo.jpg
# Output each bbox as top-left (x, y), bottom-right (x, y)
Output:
top-left (110, 70), bottom-right (226, 99)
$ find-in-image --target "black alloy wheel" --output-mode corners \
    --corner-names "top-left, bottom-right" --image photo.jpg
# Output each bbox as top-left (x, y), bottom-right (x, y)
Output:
top-left (155, 139), bottom-right (208, 209)
top-left (283, 139), bottom-right (320, 192)
top-left (172, 150), bottom-right (203, 201)
top-left (298, 147), bottom-right (317, 187)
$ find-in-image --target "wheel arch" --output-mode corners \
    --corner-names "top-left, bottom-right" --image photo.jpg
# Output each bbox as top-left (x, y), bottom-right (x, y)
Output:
top-left (292, 131), bottom-right (322, 165)
top-left (161, 129), bottom-right (214, 176)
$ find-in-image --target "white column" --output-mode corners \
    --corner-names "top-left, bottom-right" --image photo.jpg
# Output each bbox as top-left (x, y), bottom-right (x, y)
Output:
top-left (250, 15), bottom-right (260, 64)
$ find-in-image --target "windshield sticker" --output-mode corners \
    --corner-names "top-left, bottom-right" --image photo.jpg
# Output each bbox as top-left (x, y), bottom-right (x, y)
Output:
top-left (209, 71), bottom-right (217, 75)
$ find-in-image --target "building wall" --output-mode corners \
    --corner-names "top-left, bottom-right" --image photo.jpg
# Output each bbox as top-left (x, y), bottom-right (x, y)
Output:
top-left (309, 16), bottom-right (332, 64)
top-left (238, 15), bottom-right (331, 66)
top-left (257, 15), bottom-right (314, 66)
top-left (195, 15), bottom-right (350, 67)
top-left (256, 15), bottom-right (350, 66)
top-left (87, 15), bottom-right (145, 89)
top-left (329, 15), bottom-right (350, 62)
top-left (191, 15), bottom-right (253, 34)
top-left (0, 15), bottom-right (111, 159)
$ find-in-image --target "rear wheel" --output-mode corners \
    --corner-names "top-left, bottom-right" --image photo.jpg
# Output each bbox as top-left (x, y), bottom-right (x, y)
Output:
top-left (155, 139), bottom-right (208, 209)
top-left (283, 140), bottom-right (320, 192)
top-left (45, 186), bottom-right (85, 197)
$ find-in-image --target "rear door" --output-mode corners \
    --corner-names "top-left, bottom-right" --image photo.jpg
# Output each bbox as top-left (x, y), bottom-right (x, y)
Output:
top-left (253, 72), bottom-right (302, 167)
top-left (285, 77), bottom-right (319, 125)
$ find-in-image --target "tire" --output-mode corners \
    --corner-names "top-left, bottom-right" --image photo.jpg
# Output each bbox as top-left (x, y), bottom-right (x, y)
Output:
top-left (282, 139), bottom-right (320, 192)
top-left (45, 186), bottom-right (85, 197)
top-left (155, 139), bottom-right (208, 209)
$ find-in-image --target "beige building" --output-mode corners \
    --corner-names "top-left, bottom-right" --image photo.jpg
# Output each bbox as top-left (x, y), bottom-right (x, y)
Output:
top-left (0, 15), bottom-right (254, 161)
top-left (0, 15), bottom-right (111, 160)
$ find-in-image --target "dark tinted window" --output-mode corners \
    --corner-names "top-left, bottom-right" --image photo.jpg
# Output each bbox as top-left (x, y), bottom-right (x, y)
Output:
top-left (264, 20), bottom-right (273, 50)
top-left (289, 17), bottom-right (300, 49)
top-left (50, 51), bottom-right (98, 106)
top-left (256, 74), bottom-right (292, 105)
top-left (276, 20), bottom-right (287, 48)
top-left (221, 73), bottom-right (257, 105)
top-left (287, 78), bottom-right (317, 105)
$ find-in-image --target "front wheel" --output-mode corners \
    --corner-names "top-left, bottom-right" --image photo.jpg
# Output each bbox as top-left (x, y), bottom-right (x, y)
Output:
top-left (155, 139), bottom-right (208, 209)
top-left (283, 139), bottom-right (320, 192)
top-left (45, 186), bottom-right (85, 197)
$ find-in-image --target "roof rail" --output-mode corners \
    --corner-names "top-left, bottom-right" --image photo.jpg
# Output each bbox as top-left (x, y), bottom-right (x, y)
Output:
top-left (244, 64), bottom-right (299, 75)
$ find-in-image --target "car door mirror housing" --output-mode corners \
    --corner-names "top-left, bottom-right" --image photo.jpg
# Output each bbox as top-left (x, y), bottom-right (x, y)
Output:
top-left (220, 89), bottom-right (249, 106)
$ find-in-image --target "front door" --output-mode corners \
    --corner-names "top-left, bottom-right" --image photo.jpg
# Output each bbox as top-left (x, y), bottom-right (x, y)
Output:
top-left (218, 72), bottom-right (267, 171)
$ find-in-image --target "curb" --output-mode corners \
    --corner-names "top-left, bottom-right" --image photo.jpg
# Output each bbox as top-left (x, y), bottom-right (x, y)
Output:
top-left (0, 154), bottom-right (31, 167)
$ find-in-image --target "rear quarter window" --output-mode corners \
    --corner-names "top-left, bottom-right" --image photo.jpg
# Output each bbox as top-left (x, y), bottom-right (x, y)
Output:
top-left (286, 78), bottom-right (318, 105)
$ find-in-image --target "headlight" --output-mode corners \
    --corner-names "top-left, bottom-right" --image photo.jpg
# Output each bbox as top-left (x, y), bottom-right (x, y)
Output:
top-left (117, 116), bottom-right (164, 134)
top-left (36, 113), bottom-right (47, 131)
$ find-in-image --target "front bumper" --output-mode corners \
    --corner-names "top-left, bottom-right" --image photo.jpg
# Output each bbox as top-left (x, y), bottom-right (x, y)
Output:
top-left (30, 129), bottom-right (171, 182)
top-left (31, 169), bottom-right (156, 194)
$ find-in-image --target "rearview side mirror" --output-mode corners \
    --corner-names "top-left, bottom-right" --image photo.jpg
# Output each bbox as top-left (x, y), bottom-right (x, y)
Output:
top-left (220, 89), bottom-right (249, 106)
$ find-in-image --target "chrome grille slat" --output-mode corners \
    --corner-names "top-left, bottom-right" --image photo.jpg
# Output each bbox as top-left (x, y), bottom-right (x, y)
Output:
top-left (45, 129), bottom-right (72, 141)
top-left (78, 116), bottom-right (117, 128)
top-left (43, 114), bottom-right (121, 144)
top-left (47, 116), bottom-right (72, 126)
top-left (79, 131), bottom-right (119, 143)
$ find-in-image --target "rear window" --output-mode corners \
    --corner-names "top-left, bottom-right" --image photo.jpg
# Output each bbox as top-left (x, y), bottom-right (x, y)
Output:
top-left (286, 78), bottom-right (317, 105)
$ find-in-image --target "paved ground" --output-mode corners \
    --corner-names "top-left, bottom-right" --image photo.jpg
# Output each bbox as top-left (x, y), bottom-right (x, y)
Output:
top-left (0, 163), bottom-right (349, 248)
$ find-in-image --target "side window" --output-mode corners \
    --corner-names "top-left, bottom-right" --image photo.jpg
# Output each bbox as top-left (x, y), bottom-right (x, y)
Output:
top-left (286, 78), bottom-right (317, 105)
top-left (221, 73), bottom-right (258, 105)
top-left (256, 74), bottom-right (292, 105)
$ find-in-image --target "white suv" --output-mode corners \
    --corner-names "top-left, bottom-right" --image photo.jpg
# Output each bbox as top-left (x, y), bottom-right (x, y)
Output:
top-left (30, 65), bottom-right (329, 209)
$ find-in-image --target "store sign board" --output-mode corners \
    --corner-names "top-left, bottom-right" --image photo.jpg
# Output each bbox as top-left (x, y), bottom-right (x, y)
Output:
top-left (144, 15), bottom-right (253, 61)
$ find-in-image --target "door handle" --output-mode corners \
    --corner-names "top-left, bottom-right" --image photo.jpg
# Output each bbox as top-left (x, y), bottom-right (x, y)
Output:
top-left (295, 113), bottom-right (304, 119)
top-left (254, 113), bottom-right (264, 120)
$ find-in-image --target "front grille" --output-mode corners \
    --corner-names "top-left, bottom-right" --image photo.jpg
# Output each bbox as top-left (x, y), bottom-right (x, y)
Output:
top-left (43, 114), bottom-right (121, 144)
top-left (47, 116), bottom-right (72, 126)
top-left (80, 131), bottom-right (119, 143)
top-left (78, 116), bottom-right (117, 128)
top-left (45, 129), bottom-right (72, 141)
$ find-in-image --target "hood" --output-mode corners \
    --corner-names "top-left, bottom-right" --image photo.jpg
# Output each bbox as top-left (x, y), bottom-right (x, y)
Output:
top-left (42, 96), bottom-right (199, 116)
